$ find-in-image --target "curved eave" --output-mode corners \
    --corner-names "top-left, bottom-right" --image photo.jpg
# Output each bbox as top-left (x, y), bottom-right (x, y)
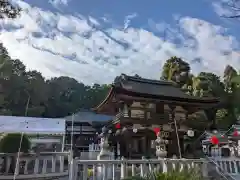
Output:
top-left (92, 86), bottom-right (220, 115)
top-left (92, 86), bottom-right (115, 114)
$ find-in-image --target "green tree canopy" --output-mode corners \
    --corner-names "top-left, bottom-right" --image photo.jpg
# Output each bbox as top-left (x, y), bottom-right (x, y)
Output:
top-left (0, 133), bottom-right (31, 153)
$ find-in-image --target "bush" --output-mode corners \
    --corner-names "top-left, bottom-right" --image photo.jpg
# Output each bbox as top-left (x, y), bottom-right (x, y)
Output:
top-left (0, 133), bottom-right (31, 153)
top-left (0, 133), bottom-right (31, 174)
top-left (124, 168), bottom-right (203, 180)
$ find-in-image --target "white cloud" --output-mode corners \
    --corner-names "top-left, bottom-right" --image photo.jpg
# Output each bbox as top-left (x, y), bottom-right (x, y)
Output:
top-left (123, 13), bottom-right (137, 30)
top-left (49, 0), bottom-right (70, 8)
top-left (212, 1), bottom-right (232, 17)
top-left (0, 0), bottom-right (240, 85)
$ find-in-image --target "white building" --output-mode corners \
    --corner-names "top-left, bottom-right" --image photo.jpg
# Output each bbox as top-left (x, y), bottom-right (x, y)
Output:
top-left (0, 115), bottom-right (66, 151)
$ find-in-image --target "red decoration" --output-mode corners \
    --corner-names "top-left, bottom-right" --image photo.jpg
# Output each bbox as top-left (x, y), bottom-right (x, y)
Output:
top-left (153, 127), bottom-right (161, 135)
top-left (211, 136), bottom-right (219, 145)
top-left (115, 123), bottom-right (121, 129)
top-left (233, 129), bottom-right (239, 136)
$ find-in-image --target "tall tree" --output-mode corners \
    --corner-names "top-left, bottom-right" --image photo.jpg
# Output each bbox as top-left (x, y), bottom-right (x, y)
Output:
top-left (0, 0), bottom-right (20, 19)
top-left (161, 56), bottom-right (191, 87)
top-left (161, 57), bottom-right (236, 129)
top-left (224, 65), bottom-right (240, 121)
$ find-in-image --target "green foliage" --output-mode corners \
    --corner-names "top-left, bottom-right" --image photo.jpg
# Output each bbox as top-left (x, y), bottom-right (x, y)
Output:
top-left (161, 57), bottom-right (240, 129)
top-left (0, 133), bottom-right (31, 153)
top-left (161, 57), bottom-right (191, 87)
top-left (124, 169), bottom-right (203, 180)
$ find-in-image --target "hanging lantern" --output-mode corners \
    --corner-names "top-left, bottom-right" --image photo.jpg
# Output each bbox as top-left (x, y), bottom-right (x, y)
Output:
top-left (233, 129), bottom-right (239, 136)
top-left (211, 136), bottom-right (219, 145)
top-left (133, 128), bottom-right (138, 133)
top-left (115, 123), bottom-right (121, 129)
top-left (187, 129), bottom-right (194, 137)
top-left (153, 127), bottom-right (160, 135)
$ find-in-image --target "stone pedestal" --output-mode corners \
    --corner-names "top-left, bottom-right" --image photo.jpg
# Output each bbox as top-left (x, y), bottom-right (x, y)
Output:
top-left (97, 137), bottom-right (112, 160)
top-left (155, 132), bottom-right (168, 159)
top-left (96, 127), bottom-right (113, 180)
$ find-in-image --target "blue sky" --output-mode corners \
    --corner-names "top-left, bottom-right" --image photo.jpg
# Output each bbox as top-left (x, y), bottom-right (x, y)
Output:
top-left (0, 0), bottom-right (240, 84)
top-left (21, 0), bottom-right (237, 32)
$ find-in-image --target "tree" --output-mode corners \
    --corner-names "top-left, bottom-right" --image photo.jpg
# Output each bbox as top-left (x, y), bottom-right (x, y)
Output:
top-left (220, 65), bottom-right (240, 126)
top-left (0, 133), bottom-right (31, 173)
top-left (0, 133), bottom-right (31, 153)
top-left (196, 72), bottom-right (225, 97)
top-left (161, 57), bottom-right (240, 129)
top-left (161, 56), bottom-right (191, 87)
top-left (0, 0), bottom-right (21, 19)
top-left (42, 77), bottom-right (110, 117)
top-left (224, 65), bottom-right (238, 91)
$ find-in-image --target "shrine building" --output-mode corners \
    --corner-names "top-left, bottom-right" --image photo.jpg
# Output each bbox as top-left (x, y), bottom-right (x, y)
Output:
top-left (93, 74), bottom-right (220, 159)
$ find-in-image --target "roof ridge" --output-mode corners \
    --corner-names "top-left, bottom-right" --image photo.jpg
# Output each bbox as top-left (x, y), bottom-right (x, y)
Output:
top-left (120, 74), bottom-right (174, 86)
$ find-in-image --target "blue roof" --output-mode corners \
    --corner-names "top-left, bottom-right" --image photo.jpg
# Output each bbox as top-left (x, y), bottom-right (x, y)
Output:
top-left (65, 109), bottom-right (113, 123)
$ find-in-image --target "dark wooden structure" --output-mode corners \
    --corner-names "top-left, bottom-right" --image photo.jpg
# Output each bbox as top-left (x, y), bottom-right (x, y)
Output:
top-left (94, 74), bottom-right (220, 158)
top-left (64, 110), bottom-right (113, 155)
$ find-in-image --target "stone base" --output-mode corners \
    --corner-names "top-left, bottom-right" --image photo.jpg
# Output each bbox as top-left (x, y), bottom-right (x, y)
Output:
top-left (96, 152), bottom-right (113, 180)
top-left (97, 151), bottom-right (113, 160)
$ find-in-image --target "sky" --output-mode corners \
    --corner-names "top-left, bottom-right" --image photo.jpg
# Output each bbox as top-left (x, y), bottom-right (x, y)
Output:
top-left (0, 0), bottom-right (240, 85)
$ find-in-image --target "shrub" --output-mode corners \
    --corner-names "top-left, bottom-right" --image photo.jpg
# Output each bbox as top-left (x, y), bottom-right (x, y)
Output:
top-left (124, 168), bottom-right (203, 180)
top-left (0, 133), bottom-right (31, 174)
top-left (0, 133), bottom-right (31, 153)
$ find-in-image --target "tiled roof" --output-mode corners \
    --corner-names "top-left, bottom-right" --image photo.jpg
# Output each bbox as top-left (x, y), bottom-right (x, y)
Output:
top-left (65, 109), bottom-right (113, 124)
top-left (113, 74), bottom-right (219, 103)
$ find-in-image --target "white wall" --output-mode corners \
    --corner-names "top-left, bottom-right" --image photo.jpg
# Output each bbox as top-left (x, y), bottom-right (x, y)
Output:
top-left (0, 116), bottom-right (65, 134)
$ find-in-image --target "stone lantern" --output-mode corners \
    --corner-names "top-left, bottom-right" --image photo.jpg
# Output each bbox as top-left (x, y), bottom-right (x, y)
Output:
top-left (155, 132), bottom-right (168, 159)
top-left (97, 126), bottom-right (112, 160)
top-left (96, 127), bottom-right (113, 180)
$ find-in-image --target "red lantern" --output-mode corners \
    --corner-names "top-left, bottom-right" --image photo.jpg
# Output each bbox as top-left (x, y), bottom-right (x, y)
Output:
top-left (115, 123), bottom-right (121, 129)
top-left (211, 136), bottom-right (219, 145)
top-left (233, 129), bottom-right (238, 136)
top-left (153, 127), bottom-right (160, 135)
